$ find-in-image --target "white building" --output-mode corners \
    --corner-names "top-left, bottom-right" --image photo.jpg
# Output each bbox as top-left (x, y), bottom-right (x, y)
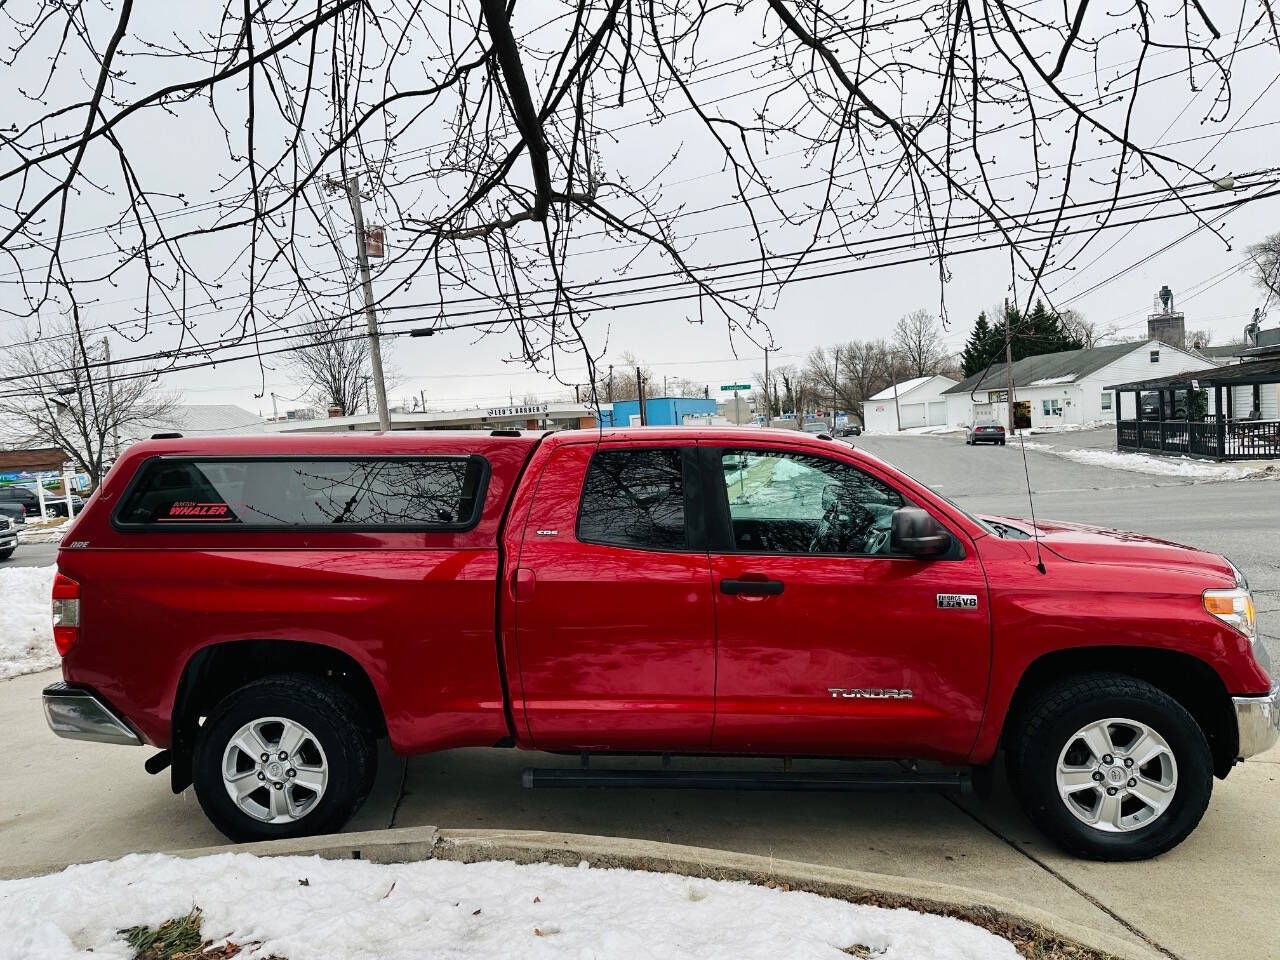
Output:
top-left (942, 340), bottom-right (1212, 430)
top-left (862, 375), bottom-right (958, 432)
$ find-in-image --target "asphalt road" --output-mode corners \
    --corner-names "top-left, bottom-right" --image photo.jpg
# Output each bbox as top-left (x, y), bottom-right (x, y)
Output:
top-left (854, 429), bottom-right (1280, 664)
top-left (2, 540), bottom-right (58, 568)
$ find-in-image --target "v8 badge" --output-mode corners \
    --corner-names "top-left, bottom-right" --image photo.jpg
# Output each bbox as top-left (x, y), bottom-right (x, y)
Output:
top-left (937, 593), bottom-right (978, 609)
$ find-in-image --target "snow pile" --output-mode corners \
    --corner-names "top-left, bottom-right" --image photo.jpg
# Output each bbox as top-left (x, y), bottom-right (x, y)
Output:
top-left (0, 852), bottom-right (1019, 960)
top-left (1024, 420), bottom-right (1115, 434)
top-left (0, 565), bottom-right (57, 680)
top-left (1053, 448), bottom-right (1262, 480)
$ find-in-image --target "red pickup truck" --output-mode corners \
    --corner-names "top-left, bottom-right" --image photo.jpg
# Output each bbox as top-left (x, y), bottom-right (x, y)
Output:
top-left (42, 428), bottom-right (1275, 860)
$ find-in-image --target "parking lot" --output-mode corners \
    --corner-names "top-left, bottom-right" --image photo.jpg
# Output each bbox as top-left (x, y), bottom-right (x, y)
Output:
top-left (2, 429), bottom-right (1276, 960)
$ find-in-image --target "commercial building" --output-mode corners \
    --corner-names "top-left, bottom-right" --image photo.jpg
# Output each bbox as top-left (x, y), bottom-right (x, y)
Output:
top-left (266, 400), bottom-right (598, 433)
top-left (942, 340), bottom-right (1208, 430)
top-left (861, 375), bottom-right (957, 433)
top-left (599, 396), bottom-right (718, 427)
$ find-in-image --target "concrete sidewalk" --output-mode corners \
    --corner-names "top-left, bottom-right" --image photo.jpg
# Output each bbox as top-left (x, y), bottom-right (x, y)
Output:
top-left (4, 668), bottom-right (1277, 960)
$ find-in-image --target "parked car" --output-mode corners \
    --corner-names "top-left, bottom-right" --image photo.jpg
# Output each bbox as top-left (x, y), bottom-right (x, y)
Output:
top-left (965, 419), bottom-right (1006, 445)
top-left (0, 484), bottom-right (84, 518)
top-left (837, 425), bottom-right (861, 437)
top-left (0, 499), bottom-right (24, 525)
top-left (0, 516), bottom-right (16, 559)
top-left (44, 429), bottom-right (1273, 860)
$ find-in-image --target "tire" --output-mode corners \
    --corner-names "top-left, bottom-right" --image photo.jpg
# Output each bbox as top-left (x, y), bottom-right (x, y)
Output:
top-left (1007, 673), bottom-right (1212, 861)
top-left (192, 674), bottom-right (377, 843)
top-left (999, 439), bottom-right (1006, 446)
top-left (0, 548), bottom-right (13, 560)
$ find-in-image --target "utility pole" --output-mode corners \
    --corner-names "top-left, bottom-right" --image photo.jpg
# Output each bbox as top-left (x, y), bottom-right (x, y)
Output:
top-left (764, 347), bottom-right (772, 427)
top-left (607, 365), bottom-right (614, 404)
top-left (1004, 296), bottom-right (1017, 435)
top-left (328, 174), bottom-right (390, 431)
top-left (636, 367), bottom-right (647, 425)
top-left (891, 358), bottom-right (902, 432)
top-left (102, 337), bottom-right (119, 458)
top-left (574, 384), bottom-right (581, 403)
top-left (832, 346), bottom-right (840, 429)
top-left (270, 392), bottom-right (279, 422)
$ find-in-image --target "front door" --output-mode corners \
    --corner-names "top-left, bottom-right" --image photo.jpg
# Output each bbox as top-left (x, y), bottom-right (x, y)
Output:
top-left (512, 441), bottom-right (715, 752)
top-left (705, 444), bottom-right (991, 762)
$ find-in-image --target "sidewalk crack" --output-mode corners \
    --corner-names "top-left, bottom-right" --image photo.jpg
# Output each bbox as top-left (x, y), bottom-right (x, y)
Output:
top-left (944, 795), bottom-right (1185, 960)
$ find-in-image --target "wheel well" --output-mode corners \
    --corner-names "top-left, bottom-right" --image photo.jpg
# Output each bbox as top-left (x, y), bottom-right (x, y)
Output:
top-left (1003, 647), bottom-right (1239, 778)
top-left (168, 639), bottom-right (385, 793)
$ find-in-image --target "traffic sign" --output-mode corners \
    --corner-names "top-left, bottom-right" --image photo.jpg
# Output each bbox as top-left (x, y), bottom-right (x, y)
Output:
top-left (721, 383), bottom-right (751, 391)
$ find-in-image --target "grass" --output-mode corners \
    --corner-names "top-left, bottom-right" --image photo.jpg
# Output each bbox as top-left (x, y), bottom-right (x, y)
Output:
top-left (118, 907), bottom-right (285, 960)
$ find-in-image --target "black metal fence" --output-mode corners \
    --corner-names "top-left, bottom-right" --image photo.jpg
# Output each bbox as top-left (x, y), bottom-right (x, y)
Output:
top-left (1117, 414), bottom-right (1280, 460)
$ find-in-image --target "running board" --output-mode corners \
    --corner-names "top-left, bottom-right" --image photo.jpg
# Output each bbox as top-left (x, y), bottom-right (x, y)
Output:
top-left (521, 767), bottom-right (970, 794)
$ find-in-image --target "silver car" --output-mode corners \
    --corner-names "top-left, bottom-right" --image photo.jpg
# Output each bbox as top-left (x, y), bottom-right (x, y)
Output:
top-left (965, 419), bottom-right (1007, 446)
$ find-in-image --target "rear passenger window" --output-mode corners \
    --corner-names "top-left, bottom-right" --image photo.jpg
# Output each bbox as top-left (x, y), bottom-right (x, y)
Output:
top-left (577, 448), bottom-right (687, 550)
top-left (116, 458), bottom-right (486, 529)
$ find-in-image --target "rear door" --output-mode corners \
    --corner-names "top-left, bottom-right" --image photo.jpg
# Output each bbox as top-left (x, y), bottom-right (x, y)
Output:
top-left (511, 440), bottom-right (716, 751)
top-left (705, 443), bottom-right (991, 762)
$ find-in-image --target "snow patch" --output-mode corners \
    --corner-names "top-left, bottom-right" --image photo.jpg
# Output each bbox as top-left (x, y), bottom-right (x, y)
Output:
top-left (0, 852), bottom-right (1019, 960)
top-left (0, 564), bottom-right (56, 679)
top-left (1053, 448), bottom-right (1263, 480)
top-left (1026, 374), bottom-right (1076, 386)
top-left (19, 518), bottom-right (69, 545)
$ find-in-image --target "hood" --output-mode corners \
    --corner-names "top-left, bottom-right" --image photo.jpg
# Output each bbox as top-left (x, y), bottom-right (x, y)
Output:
top-left (981, 515), bottom-right (1234, 580)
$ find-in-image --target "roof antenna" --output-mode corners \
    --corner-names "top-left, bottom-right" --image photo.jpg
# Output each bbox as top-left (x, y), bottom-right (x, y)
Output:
top-left (1017, 431), bottom-right (1047, 575)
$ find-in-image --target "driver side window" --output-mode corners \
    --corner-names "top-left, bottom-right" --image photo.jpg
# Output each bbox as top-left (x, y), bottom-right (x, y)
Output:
top-left (719, 449), bottom-right (904, 555)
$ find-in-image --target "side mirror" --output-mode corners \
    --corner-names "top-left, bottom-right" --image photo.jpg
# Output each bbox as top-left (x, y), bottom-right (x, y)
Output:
top-left (890, 505), bottom-right (951, 558)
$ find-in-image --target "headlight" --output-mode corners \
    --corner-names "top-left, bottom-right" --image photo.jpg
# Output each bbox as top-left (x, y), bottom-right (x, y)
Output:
top-left (1204, 587), bottom-right (1257, 640)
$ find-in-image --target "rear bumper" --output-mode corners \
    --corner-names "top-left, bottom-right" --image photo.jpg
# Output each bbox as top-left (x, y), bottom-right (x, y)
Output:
top-left (42, 682), bottom-right (142, 746)
top-left (1233, 682), bottom-right (1280, 760)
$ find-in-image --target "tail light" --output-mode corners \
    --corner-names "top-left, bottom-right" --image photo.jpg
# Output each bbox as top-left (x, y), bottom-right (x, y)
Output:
top-left (52, 572), bottom-right (81, 656)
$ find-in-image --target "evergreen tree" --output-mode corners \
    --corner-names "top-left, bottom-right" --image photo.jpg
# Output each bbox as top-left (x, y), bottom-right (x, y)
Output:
top-left (960, 312), bottom-right (999, 377)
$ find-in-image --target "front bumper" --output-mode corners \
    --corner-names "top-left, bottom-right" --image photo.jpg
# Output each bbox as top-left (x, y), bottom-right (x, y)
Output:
top-left (42, 682), bottom-right (142, 746)
top-left (1233, 682), bottom-right (1280, 760)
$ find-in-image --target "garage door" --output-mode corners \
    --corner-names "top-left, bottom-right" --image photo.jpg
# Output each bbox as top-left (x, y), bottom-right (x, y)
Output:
top-left (926, 401), bottom-right (947, 426)
top-left (899, 402), bottom-right (927, 428)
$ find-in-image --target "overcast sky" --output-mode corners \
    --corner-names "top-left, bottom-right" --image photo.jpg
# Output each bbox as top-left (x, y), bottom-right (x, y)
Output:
top-left (3, 0), bottom-right (1276, 419)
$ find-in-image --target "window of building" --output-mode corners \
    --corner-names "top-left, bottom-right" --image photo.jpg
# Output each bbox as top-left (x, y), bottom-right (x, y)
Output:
top-left (577, 448), bottom-right (687, 550)
top-left (1041, 398), bottom-right (1063, 417)
top-left (117, 457), bottom-right (486, 529)
top-left (1101, 392), bottom-right (1113, 411)
top-left (1150, 350), bottom-right (1160, 363)
top-left (717, 450), bottom-right (904, 555)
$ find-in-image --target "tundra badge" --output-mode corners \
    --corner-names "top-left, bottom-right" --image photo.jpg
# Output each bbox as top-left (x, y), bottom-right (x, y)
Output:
top-left (937, 593), bottom-right (979, 609)
top-left (828, 688), bottom-right (913, 699)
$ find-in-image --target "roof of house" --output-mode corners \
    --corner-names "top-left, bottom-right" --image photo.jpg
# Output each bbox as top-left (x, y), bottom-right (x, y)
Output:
top-left (122, 404), bottom-right (267, 442)
top-left (941, 341), bottom-right (1204, 396)
top-left (868, 375), bottom-right (955, 401)
top-left (1106, 354), bottom-right (1280, 391)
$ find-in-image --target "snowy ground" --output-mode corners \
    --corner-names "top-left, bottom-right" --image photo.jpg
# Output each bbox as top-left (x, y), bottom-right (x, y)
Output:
top-left (0, 852), bottom-right (1019, 960)
top-left (1012, 442), bottom-right (1270, 480)
top-left (0, 565), bottom-right (56, 680)
top-left (18, 517), bottom-right (69, 544)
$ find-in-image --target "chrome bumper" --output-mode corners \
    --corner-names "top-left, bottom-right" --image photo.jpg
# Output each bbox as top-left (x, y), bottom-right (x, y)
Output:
top-left (42, 682), bottom-right (142, 746)
top-left (1233, 682), bottom-right (1280, 760)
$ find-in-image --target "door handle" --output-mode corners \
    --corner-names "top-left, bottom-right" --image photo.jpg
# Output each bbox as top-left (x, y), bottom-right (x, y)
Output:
top-left (720, 576), bottom-right (784, 597)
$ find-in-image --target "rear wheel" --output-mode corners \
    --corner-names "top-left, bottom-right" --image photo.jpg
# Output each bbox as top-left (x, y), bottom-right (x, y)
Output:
top-left (1007, 673), bottom-right (1212, 860)
top-left (999, 439), bottom-right (1006, 445)
top-left (192, 674), bottom-right (376, 843)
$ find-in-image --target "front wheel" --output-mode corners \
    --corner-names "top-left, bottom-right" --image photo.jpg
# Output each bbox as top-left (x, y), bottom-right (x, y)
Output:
top-left (1007, 673), bottom-right (1212, 861)
top-left (0, 547), bottom-right (13, 560)
top-left (192, 674), bottom-right (376, 843)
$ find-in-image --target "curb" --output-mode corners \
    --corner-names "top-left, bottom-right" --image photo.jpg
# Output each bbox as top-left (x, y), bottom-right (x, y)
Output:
top-left (36, 825), bottom-right (1161, 960)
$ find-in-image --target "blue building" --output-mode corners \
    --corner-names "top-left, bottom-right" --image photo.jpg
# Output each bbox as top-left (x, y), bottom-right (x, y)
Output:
top-left (601, 396), bottom-right (718, 427)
